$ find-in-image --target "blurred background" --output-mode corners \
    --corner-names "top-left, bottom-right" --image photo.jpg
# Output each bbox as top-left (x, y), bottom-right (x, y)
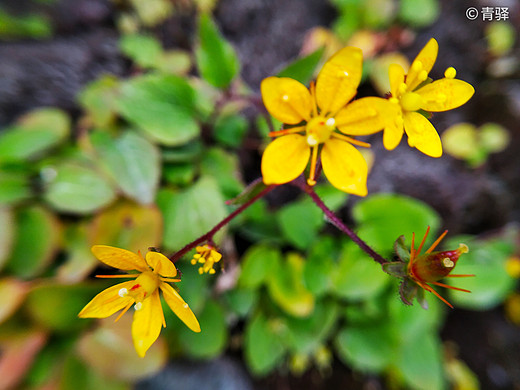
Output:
top-left (0, 0), bottom-right (519, 389)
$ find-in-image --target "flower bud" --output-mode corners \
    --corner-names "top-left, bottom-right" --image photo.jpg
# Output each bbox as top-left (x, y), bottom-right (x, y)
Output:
top-left (410, 243), bottom-right (469, 283)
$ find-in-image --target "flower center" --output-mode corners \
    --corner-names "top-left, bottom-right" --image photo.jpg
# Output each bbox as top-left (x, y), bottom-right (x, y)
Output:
top-left (400, 92), bottom-right (423, 112)
top-left (125, 271), bottom-right (160, 303)
top-left (306, 116), bottom-right (335, 146)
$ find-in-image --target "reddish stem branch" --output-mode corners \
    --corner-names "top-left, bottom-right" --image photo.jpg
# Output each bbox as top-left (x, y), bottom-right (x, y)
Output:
top-left (169, 185), bottom-right (276, 262)
top-left (303, 185), bottom-right (387, 265)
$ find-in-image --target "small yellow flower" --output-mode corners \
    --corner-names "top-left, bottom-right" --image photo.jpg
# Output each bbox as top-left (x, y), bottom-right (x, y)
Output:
top-left (79, 245), bottom-right (200, 357)
top-left (191, 244), bottom-right (222, 274)
top-left (261, 46), bottom-right (389, 196)
top-left (381, 38), bottom-right (475, 157)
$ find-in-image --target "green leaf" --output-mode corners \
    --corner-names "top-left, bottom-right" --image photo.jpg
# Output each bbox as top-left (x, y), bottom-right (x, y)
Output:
top-left (226, 178), bottom-right (267, 206)
top-left (77, 313), bottom-right (167, 380)
top-left (0, 279), bottom-right (28, 324)
top-left (277, 199), bottom-right (322, 250)
top-left (157, 50), bottom-right (192, 75)
top-left (157, 176), bottom-right (226, 251)
top-left (283, 299), bottom-right (338, 354)
top-left (486, 21), bottom-right (516, 57)
top-left (0, 9), bottom-right (52, 39)
top-left (57, 223), bottom-right (98, 283)
top-left (224, 287), bottom-right (258, 317)
top-left (239, 244), bottom-right (282, 289)
top-left (200, 147), bottom-right (244, 198)
top-left (25, 282), bottom-right (100, 332)
top-left (195, 13), bottom-right (240, 89)
top-left (5, 206), bottom-right (60, 278)
top-left (398, 334), bottom-right (445, 390)
top-left (213, 113), bottom-right (249, 148)
top-left (178, 300), bottom-right (228, 359)
top-left (117, 74), bottom-right (200, 146)
top-left (0, 108), bottom-right (69, 164)
top-left (42, 162), bottom-right (117, 215)
top-left (119, 34), bottom-right (163, 68)
top-left (446, 234), bottom-right (516, 310)
top-left (362, 0), bottom-right (396, 29)
top-left (302, 236), bottom-right (338, 296)
top-left (277, 48), bottom-right (325, 85)
top-left (0, 207), bottom-right (14, 271)
top-left (88, 200), bottom-right (163, 255)
top-left (383, 261), bottom-right (407, 278)
top-left (244, 313), bottom-right (286, 376)
top-left (335, 323), bottom-right (395, 372)
top-left (352, 193), bottom-right (440, 253)
top-left (91, 131), bottom-right (160, 205)
top-left (163, 163), bottom-right (196, 186)
top-left (162, 141), bottom-right (203, 163)
top-left (388, 288), bottom-right (443, 337)
top-left (394, 235), bottom-right (410, 262)
top-left (267, 252), bottom-right (315, 317)
top-left (399, 0), bottom-right (440, 27)
top-left (174, 264), bottom-right (210, 314)
top-left (0, 171), bottom-right (32, 206)
top-left (332, 242), bottom-right (389, 300)
top-left (59, 355), bottom-right (128, 390)
top-left (78, 75), bottom-right (120, 128)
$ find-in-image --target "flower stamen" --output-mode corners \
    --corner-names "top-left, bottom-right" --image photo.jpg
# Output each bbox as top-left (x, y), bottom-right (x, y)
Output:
top-left (307, 146), bottom-right (319, 186)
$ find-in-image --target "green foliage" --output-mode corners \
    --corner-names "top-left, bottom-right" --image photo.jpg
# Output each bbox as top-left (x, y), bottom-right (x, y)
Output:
top-left (277, 48), bottom-right (325, 85)
top-left (195, 13), bottom-right (240, 89)
top-left (158, 176), bottom-right (227, 251)
top-left (4, 206), bottom-right (60, 278)
top-left (178, 300), bottom-right (228, 358)
top-left (214, 113), bottom-right (249, 148)
top-left (0, 8), bottom-right (52, 39)
top-left (445, 230), bottom-right (517, 310)
top-left (0, 108), bottom-right (69, 164)
top-left (90, 130), bottom-right (161, 205)
top-left (399, 0), bottom-right (440, 27)
top-left (442, 122), bottom-right (510, 167)
top-left (353, 193), bottom-right (441, 253)
top-left (0, 6), bottom-right (507, 389)
top-left (117, 74), bottom-right (200, 146)
top-left (42, 161), bottom-right (117, 214)
top-left (244, 313), bottom-right (286, 376)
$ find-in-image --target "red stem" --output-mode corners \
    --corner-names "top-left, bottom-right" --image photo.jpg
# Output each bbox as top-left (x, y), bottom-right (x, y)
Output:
top-left (169, 185), bottom-right (276, 262)
top-left (303, 185), bottom-right (387, 265)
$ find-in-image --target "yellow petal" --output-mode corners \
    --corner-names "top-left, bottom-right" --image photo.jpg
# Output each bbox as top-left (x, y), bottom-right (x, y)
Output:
top-left (321, 138), bottom-right (368, 196)
top-left (315, 46), bottom-right (363, 115)
top-left (78, 281), bottom-right (135, 318)
top-left (132, 290), bottom-right (163, 357)
top-left (383, 119), bottom-right (404, 151)
top-left (417, 78), bottom-right (475, 112)
top-left (146, 251), bottom-right (177, 278)
top-left (160, 283), bottom-right (201, 333)
top-left (335, 97), bottom-right (389, 135)
top-left (260, 77), bottom-right (312, 124)
top-left (389, 63), bottom-right (405, 97)
top-left (91, 245), bottom-right (148, 272)
top-left (407, 38), bottom-right (438, 91)
top-left (261, 134), bottom-right (310, 185)
top-left (403, 112), bottom-right (442, 157)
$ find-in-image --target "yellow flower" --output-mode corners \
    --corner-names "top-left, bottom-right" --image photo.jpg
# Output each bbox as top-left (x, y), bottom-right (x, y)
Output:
top-left (382, 38), bottom-right (475, 157)
top-left (261, 46), bottom-right (389, 196)
top-left (78, 245), bottom-right (201, 357)
top-left (191, 244), bottom-right (222, 274)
